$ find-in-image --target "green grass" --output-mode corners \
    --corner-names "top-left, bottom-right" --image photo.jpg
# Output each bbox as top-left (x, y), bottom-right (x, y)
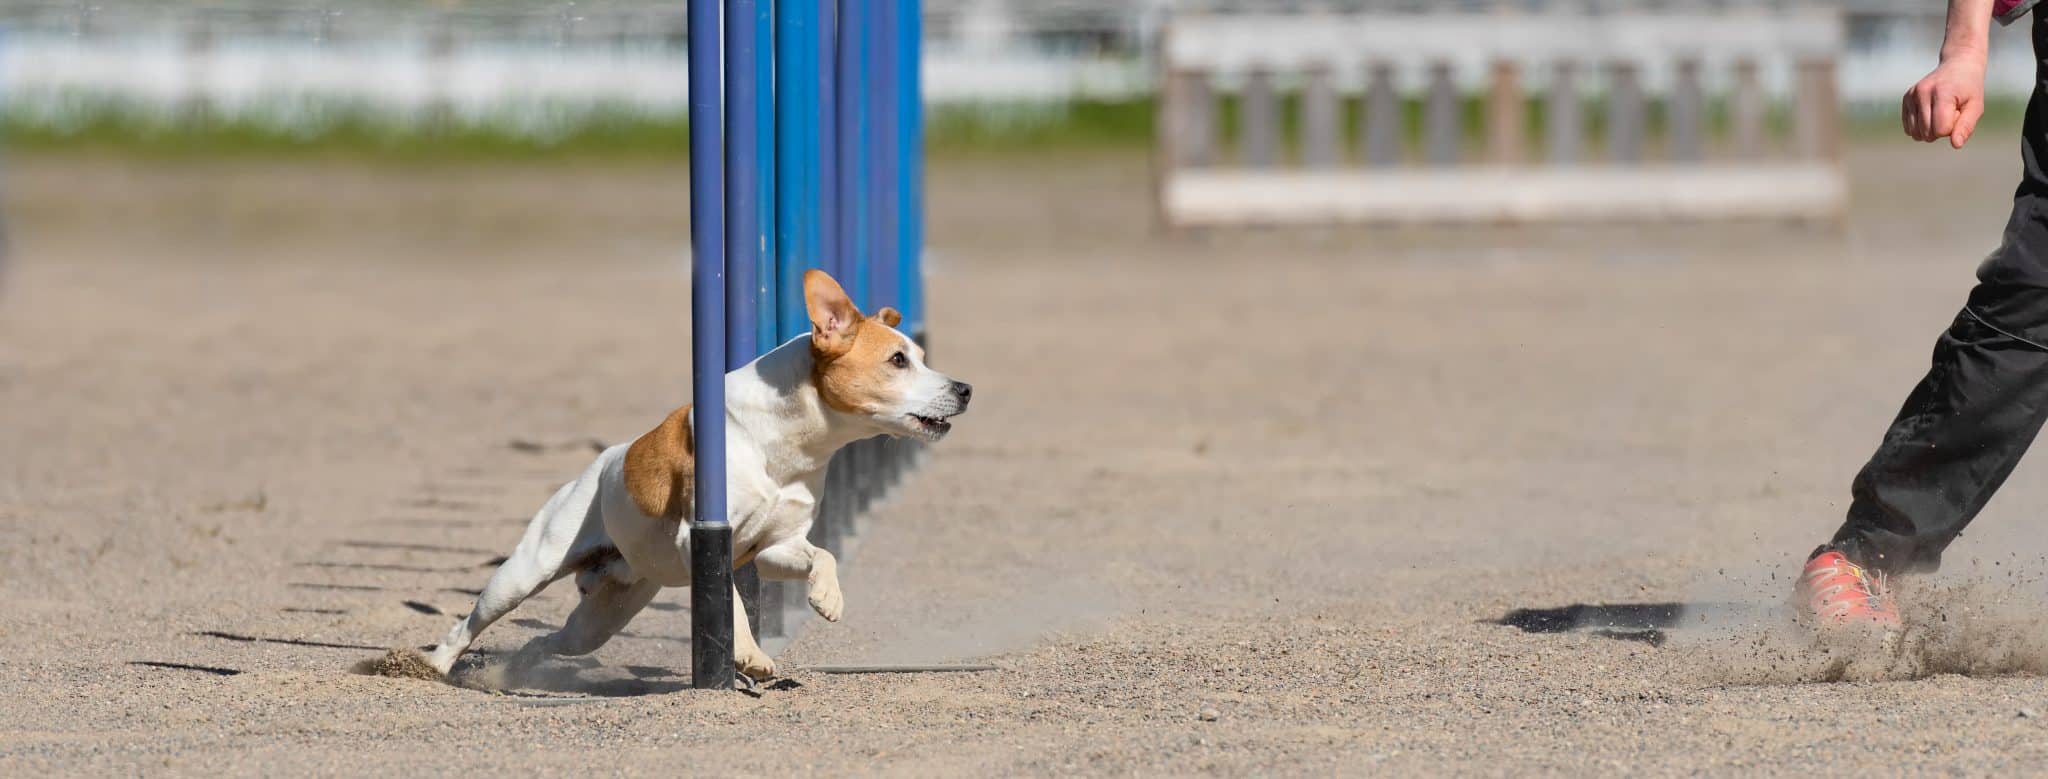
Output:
top-left (0, 99), bottom-right (1156, 162)
top-left (925, 99), bottom-right (1153, 154)
top-left (2, 108), bottom-right (696, 162)
top-left (2, 95), bottom-right (2029, 162)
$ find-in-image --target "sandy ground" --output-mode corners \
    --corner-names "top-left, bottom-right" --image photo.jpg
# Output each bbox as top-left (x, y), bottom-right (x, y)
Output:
top-left (9, 142), bottom-right (2048, 774)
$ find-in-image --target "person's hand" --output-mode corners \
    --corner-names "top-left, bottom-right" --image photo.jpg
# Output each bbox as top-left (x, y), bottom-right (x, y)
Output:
top-left (1903, 56), bottom-right (1988, 149)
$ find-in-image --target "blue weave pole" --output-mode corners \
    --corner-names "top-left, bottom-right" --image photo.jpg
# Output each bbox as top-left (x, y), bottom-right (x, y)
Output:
top-left (901, 0), bottom-right (928, 480)
top-left (765, 0), bottom-right (828, 641)
top-left (871, 0), bottom-right (899, 318)
top-left (875, 0), bottom-right (921, 490)
top-left (729, 0), bottom-right (776, 641)
top-left (726, 1), bottom-right (764, 376)
top-left (898, 0), bottom-right (925, 341)
top-left (813, 0), bottom-right (840, 335)
top-left (830, 0), bottom-right (868, 526)
top-left (687, 0), bottom-right (734, 691)
top-left (837, 0), bottom-right (872, 306)
top-left (776, 0), bottom-right (827, 344)
top-left (860, 0), bottom-right (896, 490)
top-left (751, 0), bottom-right (778, 356)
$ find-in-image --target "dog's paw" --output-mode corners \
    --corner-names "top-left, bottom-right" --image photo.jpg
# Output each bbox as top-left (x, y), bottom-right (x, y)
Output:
top-left (735, 645), bottom-right (777, 681)
top-left (808, 581), bottom-right (843, 622)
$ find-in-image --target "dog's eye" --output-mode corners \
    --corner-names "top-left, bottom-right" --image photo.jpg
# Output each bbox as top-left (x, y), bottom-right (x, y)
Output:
top-left (888, 351), bottom-right (909, 369)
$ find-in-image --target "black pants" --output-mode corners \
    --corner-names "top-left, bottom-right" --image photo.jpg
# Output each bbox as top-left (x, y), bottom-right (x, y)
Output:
top-left (1831, 14), bottom-right (2048, 574)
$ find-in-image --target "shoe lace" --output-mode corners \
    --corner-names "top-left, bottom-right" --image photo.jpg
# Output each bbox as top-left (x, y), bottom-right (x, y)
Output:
top-left (1864, 567), bottom-right (1891, 609)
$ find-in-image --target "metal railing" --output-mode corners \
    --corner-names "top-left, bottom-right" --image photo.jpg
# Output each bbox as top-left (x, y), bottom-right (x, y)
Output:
top-left (1156, 5), bottom-right (1850, 226)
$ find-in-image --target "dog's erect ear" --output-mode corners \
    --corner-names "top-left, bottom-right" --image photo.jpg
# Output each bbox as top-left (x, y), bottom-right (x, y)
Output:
top-left (804, 269), bottom-right (862, 357)
top-left (875, 306), bottom-right (902, 328)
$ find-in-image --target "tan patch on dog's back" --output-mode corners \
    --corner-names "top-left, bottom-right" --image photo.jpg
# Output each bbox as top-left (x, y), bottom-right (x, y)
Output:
top-left (623, 404), bottom-right (695, 521)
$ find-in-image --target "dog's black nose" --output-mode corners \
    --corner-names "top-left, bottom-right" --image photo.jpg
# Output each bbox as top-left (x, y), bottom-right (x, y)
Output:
top-left (951, 381), bottom-right (973, 404)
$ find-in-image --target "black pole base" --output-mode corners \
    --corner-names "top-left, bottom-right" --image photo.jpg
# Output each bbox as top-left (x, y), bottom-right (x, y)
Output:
top-left (690, 521), bottom-right (735, 690)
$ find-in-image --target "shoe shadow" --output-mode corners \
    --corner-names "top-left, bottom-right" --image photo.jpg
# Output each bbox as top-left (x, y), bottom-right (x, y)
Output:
top-left (1491, 602), bottom-right (1712, 647)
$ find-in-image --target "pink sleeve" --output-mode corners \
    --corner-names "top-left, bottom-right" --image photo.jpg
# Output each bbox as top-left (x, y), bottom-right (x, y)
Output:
top-left (1997, 0), bottom-right (2039, 26)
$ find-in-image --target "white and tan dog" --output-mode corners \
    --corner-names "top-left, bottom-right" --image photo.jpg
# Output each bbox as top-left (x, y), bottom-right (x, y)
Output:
top-left (424, 269), bottom-right (971, 680)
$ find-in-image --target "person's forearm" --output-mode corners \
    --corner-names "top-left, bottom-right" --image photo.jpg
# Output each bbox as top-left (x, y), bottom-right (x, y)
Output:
top-left (1944, 0), bottom-right (1995, 64)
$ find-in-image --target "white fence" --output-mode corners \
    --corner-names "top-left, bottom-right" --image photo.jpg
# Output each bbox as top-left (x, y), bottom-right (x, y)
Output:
top-left (0, 1), bottom-right (2032, 141)
top-left (1156, 6), bottom-right (1849, 226)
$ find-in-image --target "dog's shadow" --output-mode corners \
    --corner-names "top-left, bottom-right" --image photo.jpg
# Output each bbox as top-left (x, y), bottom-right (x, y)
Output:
top-left (448, 655), bottom-right (690, 697)
top-left (447, 657), bottom-right (800, 697)
top-left (1490, 601), bottom-right (1770, 647)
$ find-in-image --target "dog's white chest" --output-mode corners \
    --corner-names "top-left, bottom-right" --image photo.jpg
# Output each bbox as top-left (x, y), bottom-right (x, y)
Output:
top-left (740, 481), bottom-right (818, 554)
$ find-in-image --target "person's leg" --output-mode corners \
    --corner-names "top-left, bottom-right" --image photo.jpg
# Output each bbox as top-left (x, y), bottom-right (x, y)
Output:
top-left (1830, 307), bottom-right (2048, 574)
top-left (1821, 11), bottom-right (2048, 577)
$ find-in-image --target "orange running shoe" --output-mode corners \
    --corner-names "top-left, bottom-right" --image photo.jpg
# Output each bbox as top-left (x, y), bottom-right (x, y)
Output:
top-left (1795, 550), bottom-right (1901, 628)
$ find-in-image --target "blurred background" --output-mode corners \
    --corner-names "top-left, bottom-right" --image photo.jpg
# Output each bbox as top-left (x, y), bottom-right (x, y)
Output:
top-left (0, 0), bottom-right (2031, 155)
top-left (0, 0), bottom-right (2034, 271)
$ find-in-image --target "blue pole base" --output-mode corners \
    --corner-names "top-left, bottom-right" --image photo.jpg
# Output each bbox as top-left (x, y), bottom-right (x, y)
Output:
top-left (690, 521), bottom-right (736, 690)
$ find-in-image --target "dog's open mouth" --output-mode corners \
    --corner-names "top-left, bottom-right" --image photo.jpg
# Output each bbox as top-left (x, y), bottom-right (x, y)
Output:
top-left (907, 413), bottom-right (953, 439)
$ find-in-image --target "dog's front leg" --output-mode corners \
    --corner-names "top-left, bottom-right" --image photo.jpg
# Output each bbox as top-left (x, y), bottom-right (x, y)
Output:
top-left (756, 541), bottom-right (841, 622)
top-left (731, 583), bottom-right (776, 680)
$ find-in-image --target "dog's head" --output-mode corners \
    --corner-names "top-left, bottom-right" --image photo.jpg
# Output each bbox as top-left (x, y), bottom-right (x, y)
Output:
top-left (804, 269), bottom-right (971, 442)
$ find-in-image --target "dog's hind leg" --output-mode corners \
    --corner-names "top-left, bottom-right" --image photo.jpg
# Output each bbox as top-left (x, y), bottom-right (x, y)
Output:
top-left (426, 473), bottom-right (598, 676)
top-left (523, 574), bottom-right (662, 659)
